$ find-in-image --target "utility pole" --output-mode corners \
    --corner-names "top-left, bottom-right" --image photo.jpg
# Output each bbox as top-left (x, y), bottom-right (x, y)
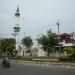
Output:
top-left (56, 20), bottom-right (61, 53)
top-left (0, 35), bottom-right (1, 51)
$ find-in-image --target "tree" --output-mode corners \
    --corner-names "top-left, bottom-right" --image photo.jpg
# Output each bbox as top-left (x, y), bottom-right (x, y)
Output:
top-left (21, 36), bottom-right (33, 56)
top-left (36, 29), bottom-right (58, 56)
top-left (1, 38), bottom-right (16, 57)
top-left (63, 47), bottom-right (75, 54)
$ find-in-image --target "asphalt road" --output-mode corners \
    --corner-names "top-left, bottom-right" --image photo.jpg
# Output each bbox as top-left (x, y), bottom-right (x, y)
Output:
top-left (0, 63), bottom-right (75, 75)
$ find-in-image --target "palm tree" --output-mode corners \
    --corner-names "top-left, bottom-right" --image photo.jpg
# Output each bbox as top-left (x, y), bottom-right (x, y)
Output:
top-left (36, 29), bottom-right (58, 56)
top-left (1, 38), bottom-right (16, 57)
top-left (21, 36), bottom-right (33, 56)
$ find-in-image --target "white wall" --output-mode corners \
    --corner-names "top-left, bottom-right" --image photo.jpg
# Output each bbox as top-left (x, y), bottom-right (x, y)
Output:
top-left (38, 48), bottom-right (46, 57)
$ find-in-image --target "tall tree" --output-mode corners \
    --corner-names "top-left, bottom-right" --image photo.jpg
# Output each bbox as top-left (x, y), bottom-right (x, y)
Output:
top-left (1, 38), bottom-right (16, 57)
top-left (21, 36), bottom-right (33, 56)
top-left (37, 29), bottom-right (58, 56)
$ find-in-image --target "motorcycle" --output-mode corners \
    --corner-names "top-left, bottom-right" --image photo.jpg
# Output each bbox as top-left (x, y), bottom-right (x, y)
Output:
top-left (2, 58), bottom-right (10, 68)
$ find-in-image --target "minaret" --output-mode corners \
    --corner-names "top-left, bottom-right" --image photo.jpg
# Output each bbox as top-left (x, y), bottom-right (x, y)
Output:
top-left (13, 6), bottom-right (20, 51)
top-left (14, 6), bottom-right (20, 34)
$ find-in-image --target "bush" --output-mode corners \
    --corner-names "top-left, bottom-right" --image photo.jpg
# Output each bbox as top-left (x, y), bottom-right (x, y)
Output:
top-left (59, 54), bottom-right (75, 61)
top-left (10, 56), bottom-right (32, 61)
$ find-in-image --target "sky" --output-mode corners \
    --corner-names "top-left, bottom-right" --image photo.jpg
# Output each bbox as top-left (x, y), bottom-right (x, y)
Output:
top-left (0, 0), bottom-right (75, 42)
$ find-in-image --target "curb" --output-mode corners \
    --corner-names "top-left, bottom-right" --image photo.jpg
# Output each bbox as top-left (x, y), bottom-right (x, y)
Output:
top-left (11, 60), bottom-right (75, 68)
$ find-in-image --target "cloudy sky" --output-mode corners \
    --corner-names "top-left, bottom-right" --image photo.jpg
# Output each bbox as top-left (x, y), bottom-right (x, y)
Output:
top-left (0, 0), bottom-right (75, 42)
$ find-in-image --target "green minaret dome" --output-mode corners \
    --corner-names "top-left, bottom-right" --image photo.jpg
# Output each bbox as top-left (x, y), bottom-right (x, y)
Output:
top-left (15, 7), bottom-right (20, 17)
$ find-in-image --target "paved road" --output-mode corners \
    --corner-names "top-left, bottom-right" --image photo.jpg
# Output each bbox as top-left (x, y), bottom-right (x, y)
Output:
top-left (0, 63), bottom-right (75, 75)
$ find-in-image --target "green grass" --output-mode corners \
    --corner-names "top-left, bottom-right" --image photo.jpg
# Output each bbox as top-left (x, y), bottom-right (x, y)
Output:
top-left (33, 56), bottom-right (58, 59)
top-left (0, 56), bottom-right (59, 62)
top-left (10, 56), bottom-right (32, 61)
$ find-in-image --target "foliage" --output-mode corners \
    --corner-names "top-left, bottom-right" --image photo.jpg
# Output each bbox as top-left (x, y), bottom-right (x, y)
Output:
top-left (36, 29), bottom-right (58, 56)
top-left (21, 36), bottom-right (33, 48)
top-left (1, 38), bottom-right (16, 56)
top-left (59, 53), bottom-right (75, 61)
top-left (21, 36), bottom-right (33, 56)
top-left (63, 47), bottom-right (74, 52)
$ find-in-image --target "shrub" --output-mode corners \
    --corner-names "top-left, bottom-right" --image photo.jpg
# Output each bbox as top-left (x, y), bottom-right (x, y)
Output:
top-left (59, 54), bottom-right (75, 61)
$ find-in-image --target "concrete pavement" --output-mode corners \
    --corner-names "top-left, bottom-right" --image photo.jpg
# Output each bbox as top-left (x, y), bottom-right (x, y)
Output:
top-left (10, 60), bottom-right (75, 68)
top-left (0, 59), bottom-right (75, 68)
top-left (0, 62), bottom-right (75, 75)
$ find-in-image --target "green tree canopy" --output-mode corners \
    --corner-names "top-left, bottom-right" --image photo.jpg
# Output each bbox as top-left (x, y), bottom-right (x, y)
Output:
top-left (63, 47), bottom-right (75, 53)
top-left (1, 38), bottom-right (16, 56)
top-left (21, 36), bottom-right (33, 48)
top-left (36, 29), bottom-right (58, 56)
top-left (21, 36), bottom-right (33, 56)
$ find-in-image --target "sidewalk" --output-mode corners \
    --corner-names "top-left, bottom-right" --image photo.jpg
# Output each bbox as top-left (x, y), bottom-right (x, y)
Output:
top-left (0, 59), bottom-right (75, 68)
top-left (11, 59), bottom-right (75, 68)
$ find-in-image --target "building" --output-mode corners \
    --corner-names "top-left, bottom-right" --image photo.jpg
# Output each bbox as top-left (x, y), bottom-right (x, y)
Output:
top-left (55, 33), bottom-right (75, 55)
top-left (17, 33), bottom-right (75, 57)
top-left (17, 44), bottom-right (46, 57)
top-left (60, 33), bottom-right (75, 47)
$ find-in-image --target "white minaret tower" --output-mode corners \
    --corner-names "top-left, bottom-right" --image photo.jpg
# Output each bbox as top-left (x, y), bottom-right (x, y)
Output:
top-left (13, 6), bottom-right (20, 51)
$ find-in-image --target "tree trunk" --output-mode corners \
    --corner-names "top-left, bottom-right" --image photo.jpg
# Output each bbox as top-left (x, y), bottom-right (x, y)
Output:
top-left (47, 50), bottom-right (50, 56)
